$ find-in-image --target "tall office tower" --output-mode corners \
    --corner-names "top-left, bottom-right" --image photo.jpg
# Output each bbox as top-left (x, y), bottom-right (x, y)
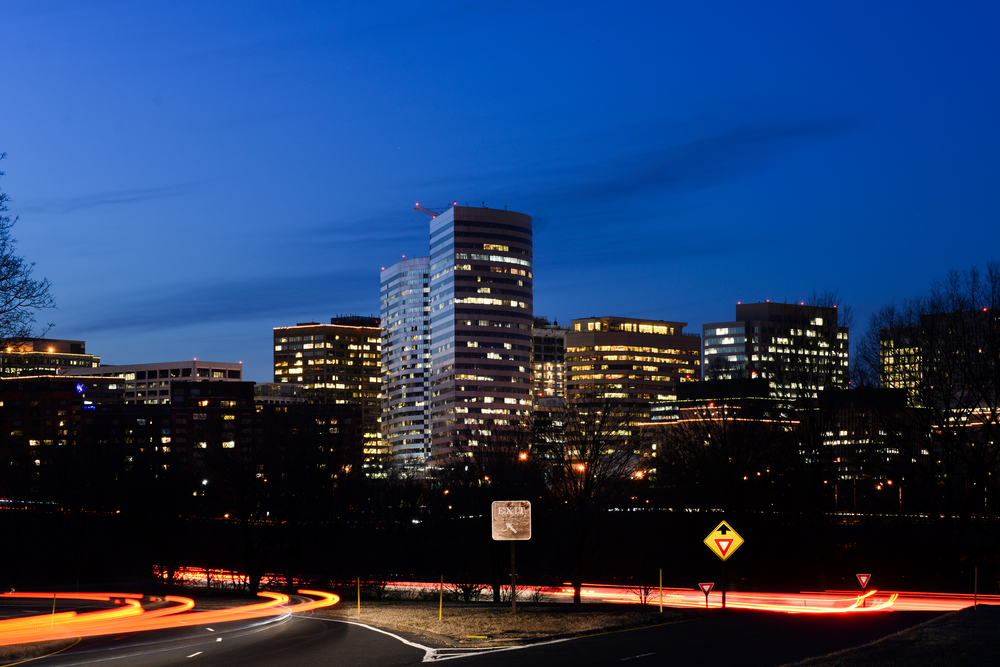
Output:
top-left (565, 316), bottom-right (701, 419)
top-left (427, 206), bottom-right (533, 460)
top-left (380, 257), bottom-right (432, 468)
top-left (703, 302), bottom-right (849, 399)
top-left (273, 316), bottom-right (386, 474)
top-left (532, 320), bottom-right (569, 400)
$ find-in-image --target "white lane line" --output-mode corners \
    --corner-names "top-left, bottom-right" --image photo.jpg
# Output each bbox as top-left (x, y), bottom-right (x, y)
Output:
top-left (216, 638), bottom-right (222, 642)
top-left (621, 652), bottom-right (656, 661)
top-left (319, 618), bottom-right (572, 663)
top-left (187, 651), bottom-right (203, 658)
top-left (426, 641), bottom-right (572, 663)
top-left (206, 628), bottom-right (214, 631)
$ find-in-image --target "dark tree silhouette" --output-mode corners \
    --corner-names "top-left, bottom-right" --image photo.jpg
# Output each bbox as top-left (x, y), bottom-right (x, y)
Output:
top-left (0, 153), bottom-right (55, 351)
top-left (536, 395), bottom-right (649, 603)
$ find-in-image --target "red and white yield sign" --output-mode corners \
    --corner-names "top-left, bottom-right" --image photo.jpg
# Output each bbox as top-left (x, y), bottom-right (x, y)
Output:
top-left (857, 574), bottom-right (871, 589)
top-left (699, 582), bottom-right (714, 595)
top-left (703, 521), bottom-right (744, 561)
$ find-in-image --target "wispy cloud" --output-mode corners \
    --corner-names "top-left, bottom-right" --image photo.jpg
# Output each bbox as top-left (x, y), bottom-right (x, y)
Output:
top-left (64, 270), bottom-right (378, 335)
top-left (18, 181), bottom-right (207, 215)
top-left (545, 116), bottom-right (859, 204)
top-left (418, 112), bottom-right (861, 216)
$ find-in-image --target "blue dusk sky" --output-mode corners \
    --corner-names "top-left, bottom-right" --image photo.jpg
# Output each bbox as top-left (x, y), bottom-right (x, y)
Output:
top-left (3, 1), bottom-right (999, 381)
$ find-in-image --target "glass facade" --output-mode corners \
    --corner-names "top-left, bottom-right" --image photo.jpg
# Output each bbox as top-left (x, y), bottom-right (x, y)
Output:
top-left (427, 207), bottom-right (534, 459)
top-left (702, 303), bottom-right (849, 398)
top-left (380, 258), bottom-right (432, 467)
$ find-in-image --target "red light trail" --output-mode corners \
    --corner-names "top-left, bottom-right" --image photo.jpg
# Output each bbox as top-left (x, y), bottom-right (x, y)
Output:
top-left (376, 580), bottom-right (995, 614)
top-left (546, 585), bottom-right (997, 613)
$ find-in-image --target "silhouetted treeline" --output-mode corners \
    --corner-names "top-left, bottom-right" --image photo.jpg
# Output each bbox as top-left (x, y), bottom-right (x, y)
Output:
top-left (3, 265), bottom-right (1000, 595)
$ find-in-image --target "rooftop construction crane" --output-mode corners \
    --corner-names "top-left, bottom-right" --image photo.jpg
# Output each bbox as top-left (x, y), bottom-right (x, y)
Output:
top-left (414, 201), bottom-right (457, 218)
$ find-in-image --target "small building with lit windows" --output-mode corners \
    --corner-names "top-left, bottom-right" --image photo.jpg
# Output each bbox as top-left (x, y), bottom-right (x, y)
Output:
top-left (532, 322), bottom-right (569, 401)
top-left (1, 338), bottom-right (100, 377)
top-left (253, 382), bottom-right (307, 404)
top-left (63, 360), bottom-right (244, 405)
top-left (565, 316), bottom-right (701, 419)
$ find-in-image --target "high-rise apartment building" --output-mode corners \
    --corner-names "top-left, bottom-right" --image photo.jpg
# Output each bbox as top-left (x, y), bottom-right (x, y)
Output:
top-left (273, 316), bottom-right (385, 472)
top-left (565, 316), bottom-right (701, 419)
top-left (380, 257), bottom-right (432, 468)
top-left (426, 206), bottom-right (534, 460)
top-left (703, 302), bottom-right (849, 400)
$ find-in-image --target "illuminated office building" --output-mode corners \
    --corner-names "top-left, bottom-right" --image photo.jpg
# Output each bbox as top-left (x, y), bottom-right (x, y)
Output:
top-left (426, 206), bottom-right (533, 460)
top-left (532, 322), bottom-right (568, 400)
top-left (254, 382), bottom-right (307, 404)
top-left (273, 316), bottom-right (385, 472)
top-left (703, 302), bottom-right (849, 400)
top-left (67, 360), bottom-right (242, 405)
top-left (380, 257), bottom-right (432, 468)
top-left (565, 316), bottom-right (701, 419)
top-left (1, 339), bottom-right (100, 377)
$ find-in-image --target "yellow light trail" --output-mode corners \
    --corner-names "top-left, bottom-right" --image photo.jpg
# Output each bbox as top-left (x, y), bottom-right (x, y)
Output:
top-left (0, 590), bottom-right (338, 647)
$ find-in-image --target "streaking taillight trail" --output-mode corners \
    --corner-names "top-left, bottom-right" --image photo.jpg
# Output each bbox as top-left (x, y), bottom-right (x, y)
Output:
top-left (0, 590), bottom-right (338, 646)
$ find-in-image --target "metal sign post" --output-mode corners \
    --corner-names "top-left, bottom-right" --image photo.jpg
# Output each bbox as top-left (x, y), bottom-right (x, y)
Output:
top-left (492, 501), bottom-right (531, 614)
top-left (703, 521), bottom-right (744, 610)
top-left (699, 582), bottom-right (714, 609)
top-left (511, 542), bottom-right (516, 614)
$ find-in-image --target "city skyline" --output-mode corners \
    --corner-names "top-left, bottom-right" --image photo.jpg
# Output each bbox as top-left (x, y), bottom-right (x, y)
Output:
top-left (3, 1), bottom-right (999, 381)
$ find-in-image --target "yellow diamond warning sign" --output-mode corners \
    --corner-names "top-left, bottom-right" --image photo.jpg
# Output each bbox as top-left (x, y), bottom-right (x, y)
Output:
top-left (703, 521), bottom-right (744, 561)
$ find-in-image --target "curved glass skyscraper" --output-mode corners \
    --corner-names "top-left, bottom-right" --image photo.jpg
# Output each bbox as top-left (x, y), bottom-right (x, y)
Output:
top-left (427, 206), bottom-right (533, 461)
top-left (381, 206), bottom-right (533, 467)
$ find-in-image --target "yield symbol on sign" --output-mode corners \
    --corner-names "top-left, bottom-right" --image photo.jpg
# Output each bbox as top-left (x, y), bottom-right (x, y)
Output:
top-left (699, 582), bottom-right (714, 594)
top-left (703, 521), bottom-right (744, 561)
top-left (857, 574), bottom-right (871, 589)
top-left (715, 539), bottom-right (733, 557)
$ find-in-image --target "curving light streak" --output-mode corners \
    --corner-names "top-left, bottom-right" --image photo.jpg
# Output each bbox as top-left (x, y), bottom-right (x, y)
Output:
top-left (0, 590), bottom-right (339, 647)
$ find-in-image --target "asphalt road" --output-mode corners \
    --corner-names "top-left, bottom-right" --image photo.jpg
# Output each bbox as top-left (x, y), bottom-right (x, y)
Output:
top-left (455, 610), bottom-right (945, 666)
top-left (18, 609), bottom-right (943, 666)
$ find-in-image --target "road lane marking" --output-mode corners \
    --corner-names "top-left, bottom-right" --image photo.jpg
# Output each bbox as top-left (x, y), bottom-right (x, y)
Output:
top-left (319, 618), bottom-right (570, 662)
top-left (187, 652), bottom-right (202, 658)
top-left (621, 652), bottom-right (656, 661)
